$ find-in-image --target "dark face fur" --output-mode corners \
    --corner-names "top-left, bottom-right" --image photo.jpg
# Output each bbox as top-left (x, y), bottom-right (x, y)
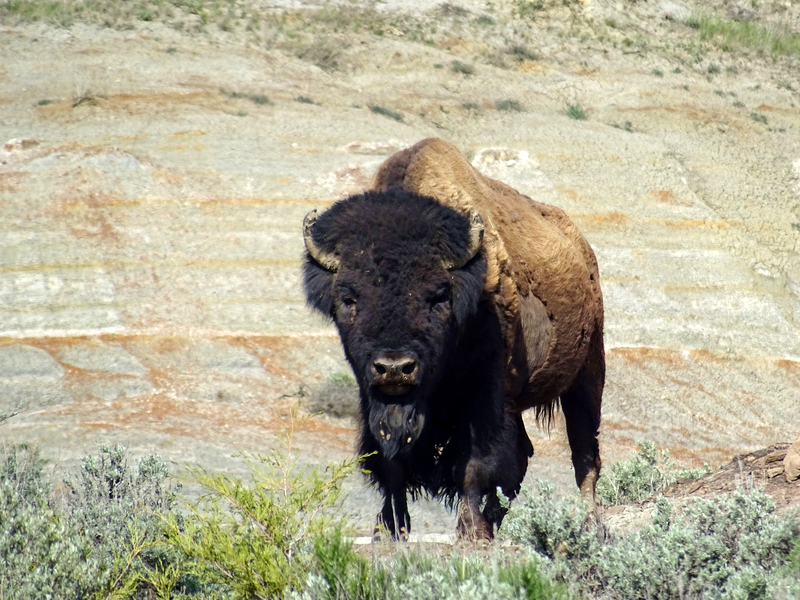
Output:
top-left (303, 190), bottom-right (486, 459)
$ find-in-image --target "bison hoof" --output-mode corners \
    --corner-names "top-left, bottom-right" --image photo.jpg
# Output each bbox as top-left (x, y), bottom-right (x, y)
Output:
top-left (373, 517), bottom-right (408, 542)
top-left (456, 503), bottom-right (493, 543)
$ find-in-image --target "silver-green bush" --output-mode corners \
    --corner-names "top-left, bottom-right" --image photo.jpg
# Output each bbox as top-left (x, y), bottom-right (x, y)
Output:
top-left (0, 444), bottom-right (100, 599)
top-left (504, 480), bottom-right (800, 600)
top-left (597, 440), bottom-right (708, 505)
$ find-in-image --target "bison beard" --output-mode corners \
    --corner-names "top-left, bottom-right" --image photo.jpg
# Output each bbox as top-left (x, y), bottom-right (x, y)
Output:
top-left (302, 139), bottom-right (604, 542)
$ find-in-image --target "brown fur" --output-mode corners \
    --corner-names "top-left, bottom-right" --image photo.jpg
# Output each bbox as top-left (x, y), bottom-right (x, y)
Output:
top-left (371, 138), bottom-right (604, 419)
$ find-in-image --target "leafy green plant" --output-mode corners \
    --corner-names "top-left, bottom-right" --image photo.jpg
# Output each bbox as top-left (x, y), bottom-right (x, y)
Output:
top-left (597, 440), bottom-right (707, 505)
top-left (565, 103), bottom-right (588, 120)
top-left (160, 412), bottom-right (360, 598)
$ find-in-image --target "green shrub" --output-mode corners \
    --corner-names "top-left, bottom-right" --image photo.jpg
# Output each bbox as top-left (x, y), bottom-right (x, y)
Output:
top-left (160, 414), bottom-right (359, 598)
top-left (504, 475), bottom-right (800, 600)
top-left (582, 490), bottom-right (800, 599)
top-left (0, 444), bottom-right (100, 599)
top-left (517, 0), bottom-right (545, 20)
top-left (502, 480), bottom-right (600, 560)
top-left (565, 103), bottom-right (588, 120)
top-left (496, 99), bottom-right (525, 112)
top-left (451, 60), bottom-right (474, 75)
top-left (597, 440), bottom-right (707, 505)
top-left (62, 444), bottom-right (182, 597)
top-left (368, 105), bottom-right (404, 122)
top-left (307, 371), bottom-right (360, 419)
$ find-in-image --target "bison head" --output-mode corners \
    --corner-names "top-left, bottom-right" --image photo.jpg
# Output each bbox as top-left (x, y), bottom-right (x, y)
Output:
top-left (302, 189), bottom-right (486, 460)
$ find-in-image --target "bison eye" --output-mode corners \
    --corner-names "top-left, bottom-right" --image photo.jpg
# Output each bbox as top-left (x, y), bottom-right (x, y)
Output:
top-left (341, 295), bottom-right (357, 317)
top-left (428, 286), bottom-right (451, 309)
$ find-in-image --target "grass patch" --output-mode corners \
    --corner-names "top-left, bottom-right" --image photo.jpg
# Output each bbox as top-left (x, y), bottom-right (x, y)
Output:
top-left (451, 60), bottom-right (475, 75)
top-left (496, 99), bottom-right (525, 112)
top-left (516, 0), bottom-right (545, 19)
top-left (610, 120), bottom-right (634, 133)
top-left (461, 102), bottom-right (481, 110)
top-left (222, 89), bottom-right (272, 105)
top-left (651, 68), bottom-right (663, 77)
top-left (687, 13), bottom-right (800, 58)
top-left (369, 104), bottom-right (404, 122)
top-left (36, 98), bottom-right (52, 106)
top-left (751, 112), bottom-right (768, 124)
top-left (295, 96), bottom-right (318, 105)
top-left (508, 43), bottom-right (538, 62)
top-left (565, 103), bottom-right (588, 120)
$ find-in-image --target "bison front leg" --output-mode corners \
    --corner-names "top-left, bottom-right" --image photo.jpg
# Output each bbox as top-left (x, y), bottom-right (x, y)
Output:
top-left (373, 461), bottom-right (410, 541)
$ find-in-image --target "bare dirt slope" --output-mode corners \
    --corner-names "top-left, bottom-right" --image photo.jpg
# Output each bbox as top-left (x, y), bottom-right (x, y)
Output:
top-left (1, 0), bottom-right (799, 535)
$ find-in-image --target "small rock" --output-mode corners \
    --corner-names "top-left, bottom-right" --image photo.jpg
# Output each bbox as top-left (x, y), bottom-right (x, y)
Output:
top-left (339, 140), bottom-right (403, 155)
top-left (657, 1), bottom-right (689, 21)
top-left (3, 138), bottom-right (38, 152)
top-left (767, 466), bottom-right (784, 478)
top-left (729, 5), bottom-right (757, 22)
top-left (784, 437), bottom-right (800, 482)
top-left (765, 449), bottom-right (788, 463)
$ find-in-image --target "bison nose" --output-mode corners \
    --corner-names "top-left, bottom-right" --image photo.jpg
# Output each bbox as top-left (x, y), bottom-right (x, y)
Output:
top-left (371, 353), bottom-right (419, 386)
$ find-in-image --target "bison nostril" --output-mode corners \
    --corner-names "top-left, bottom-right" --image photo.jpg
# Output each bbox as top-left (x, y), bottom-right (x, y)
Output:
top-left (374, 363), bottom-right (387, 375)
top-left (401, 361), bottom-right (417, 375)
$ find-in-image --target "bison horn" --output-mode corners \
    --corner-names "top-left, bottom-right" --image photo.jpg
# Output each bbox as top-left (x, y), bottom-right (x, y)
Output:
top-left (303, 209), bottom-right (340, 272)
top-left (444, 210), bottom-right (484, 270)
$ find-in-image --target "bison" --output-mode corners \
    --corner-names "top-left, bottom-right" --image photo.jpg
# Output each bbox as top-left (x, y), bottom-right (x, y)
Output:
top-left (302, 138), bottom-right (604, 541)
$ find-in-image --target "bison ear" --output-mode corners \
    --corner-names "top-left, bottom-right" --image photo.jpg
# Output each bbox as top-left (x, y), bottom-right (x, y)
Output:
top-left (303, 209), bottom-right (340, 272)
top-left (444, 210), bottom-right (484, 270)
